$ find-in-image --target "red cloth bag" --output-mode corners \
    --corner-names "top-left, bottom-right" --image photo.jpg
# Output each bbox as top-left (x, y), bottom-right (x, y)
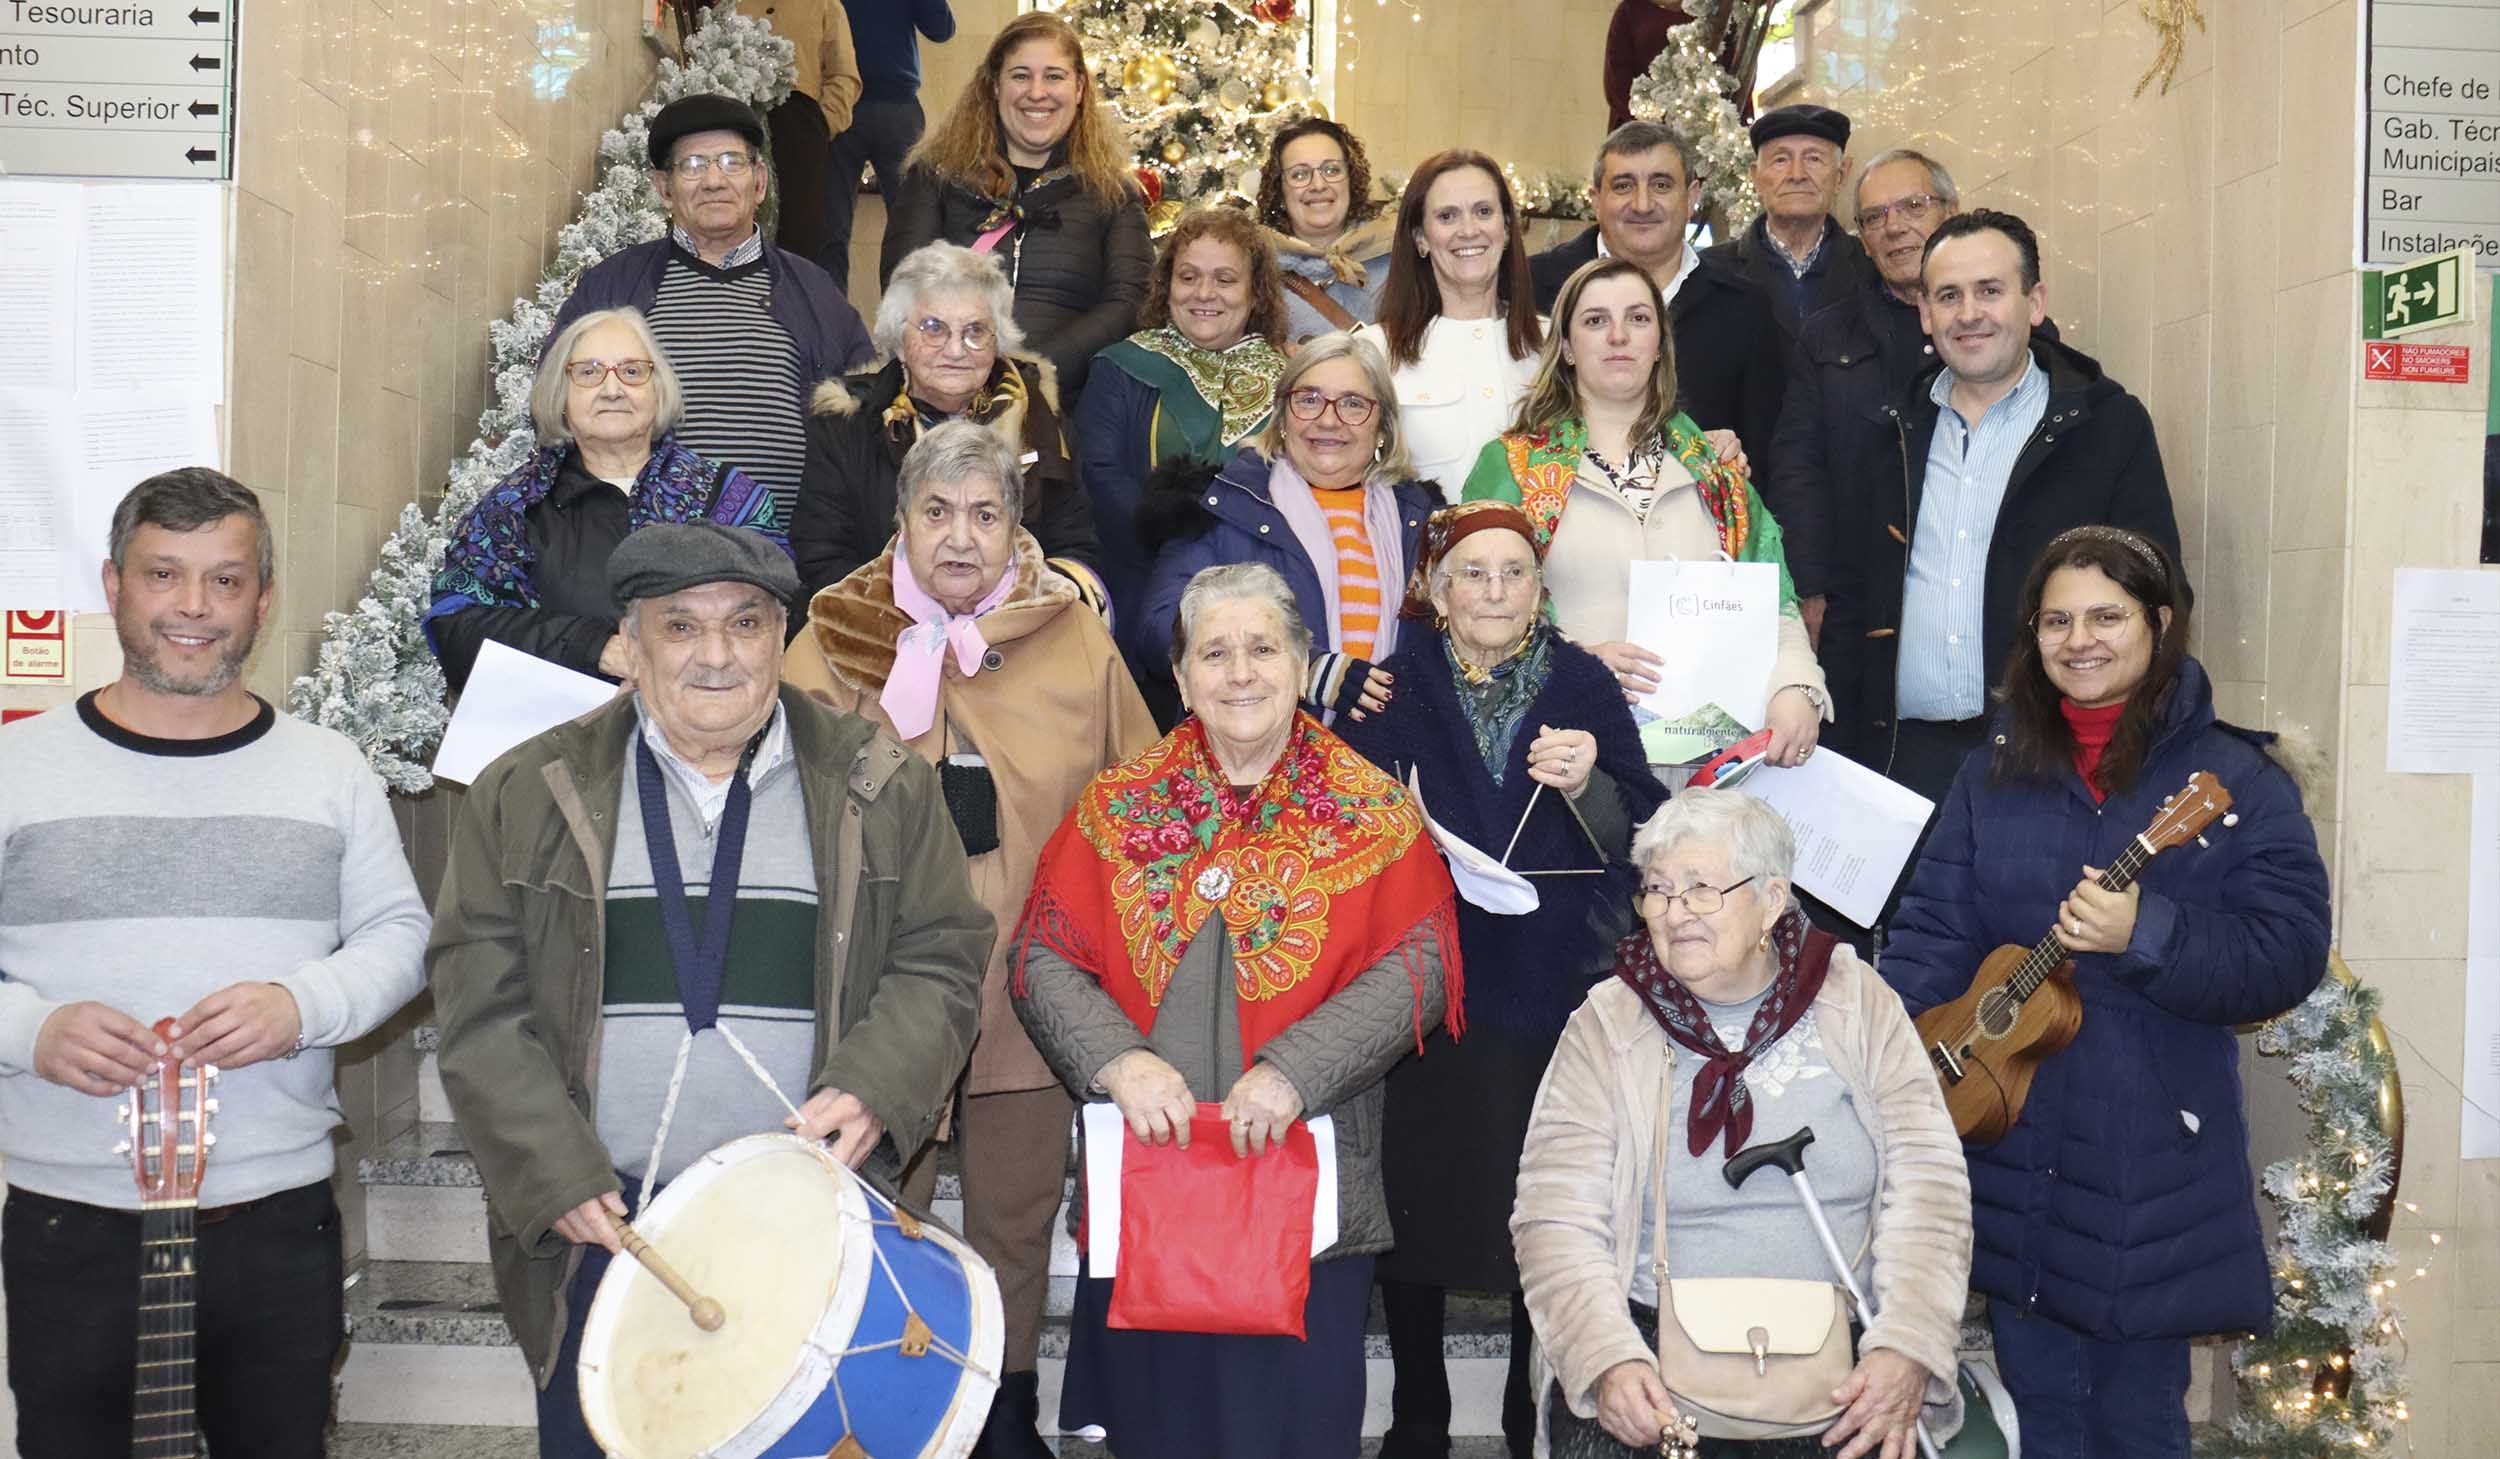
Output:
top-left (1105, 1103), bottom-right (1320, 1338)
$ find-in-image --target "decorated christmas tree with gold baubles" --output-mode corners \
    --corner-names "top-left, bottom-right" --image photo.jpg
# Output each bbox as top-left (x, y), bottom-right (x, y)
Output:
top-left (1040, 0), bottom-right (1320, 228)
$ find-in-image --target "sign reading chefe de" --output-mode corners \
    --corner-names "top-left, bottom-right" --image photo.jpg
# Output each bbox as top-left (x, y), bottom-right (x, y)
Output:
top-left (0, 2), bottom-right (236, 180)
top-left (2364, 249), bottom-right (2477, 338)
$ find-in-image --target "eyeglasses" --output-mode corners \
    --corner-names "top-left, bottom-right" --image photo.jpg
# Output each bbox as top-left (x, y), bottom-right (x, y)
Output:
top-left (667, 150), bottom-right (756, 179)
top-left (913, 317), bottom-right (996, 351)
top-left (1637, 875), bottom-right (1755, 917)
top-left (1853, 193), bottom-right (1945, 232)
top-left (566, 358), bottom-right (656, 387)
top-left (1283, 161), bottom-right (1348, 187)
top-left (2031, 605), bottom-right (2142, 641)
top-left (1285, 388), bottom-right (1376, 425)
top-left (1440, 563), bottom-right (1538, 591)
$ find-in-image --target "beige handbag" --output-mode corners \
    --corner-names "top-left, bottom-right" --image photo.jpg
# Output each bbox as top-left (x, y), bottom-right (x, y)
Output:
top-left (1643, 1063), bottom-right (1856, 1441)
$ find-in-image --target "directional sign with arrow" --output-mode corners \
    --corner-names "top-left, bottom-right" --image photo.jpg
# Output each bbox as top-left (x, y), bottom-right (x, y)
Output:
top-left (0, 1), bottom-right (238, 180)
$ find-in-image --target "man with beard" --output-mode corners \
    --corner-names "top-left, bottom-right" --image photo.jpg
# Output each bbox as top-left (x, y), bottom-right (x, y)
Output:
top-left (0, 468), bottom-right (430, 1456)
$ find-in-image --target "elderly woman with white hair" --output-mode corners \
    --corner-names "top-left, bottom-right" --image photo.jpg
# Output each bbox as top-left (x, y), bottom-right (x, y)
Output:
top-left (782, 420), bottom-right (1156, 1455)
top-left (789, 240), bottom-right (1104, 608)
top-left (1512, 789), bottom-right (1970, 1459)
top-left (425, 305), bottom-right (781, 691)
top-left (1013, 560), bottom-right (1461, 1459)
top-left (1134, 331), bottom-right (1438, 722)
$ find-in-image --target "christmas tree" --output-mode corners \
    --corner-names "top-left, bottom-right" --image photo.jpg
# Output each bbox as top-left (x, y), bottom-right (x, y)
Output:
top-left (1043, 0), bottom-right (1320, 227)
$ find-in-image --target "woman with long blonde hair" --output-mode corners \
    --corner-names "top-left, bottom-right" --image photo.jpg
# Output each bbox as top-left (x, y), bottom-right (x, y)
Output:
top-left (879, 12), bottom-right (1151, 396)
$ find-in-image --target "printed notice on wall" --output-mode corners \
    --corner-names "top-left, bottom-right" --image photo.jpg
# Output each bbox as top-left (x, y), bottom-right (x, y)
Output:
top-left (2385, 567), bottom-right (2500, 774)
top-left (0, 178), bottom-right (222, 611)
top-left (2464, 774), bottom-right (2500, 1159)
top-left (2363, 0), bottom-right (2500, 267)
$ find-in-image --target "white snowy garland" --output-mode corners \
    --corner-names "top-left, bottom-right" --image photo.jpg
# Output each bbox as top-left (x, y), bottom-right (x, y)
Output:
top-left (1626, 23), bottom-right (1762, 234)
top-left (287, 7), bottom-right (796, 791)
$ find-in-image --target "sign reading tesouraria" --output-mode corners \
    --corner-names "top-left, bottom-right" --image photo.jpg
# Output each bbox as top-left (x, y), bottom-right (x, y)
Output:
top-left (2363, 0), bottom-right (2500, 267)
top-left (0, 2), bottom-right (235, 180)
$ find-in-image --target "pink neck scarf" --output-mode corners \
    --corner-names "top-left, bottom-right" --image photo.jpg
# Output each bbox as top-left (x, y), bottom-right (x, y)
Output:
top-left (880, 551), bottom-right (1018, 739)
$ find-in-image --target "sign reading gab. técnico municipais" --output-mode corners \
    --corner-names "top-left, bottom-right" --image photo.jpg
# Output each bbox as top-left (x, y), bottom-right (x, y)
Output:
top-left (0, 2), bottom-right (235, 181)
top-left (2366, 0), bottom-right (2500, 268)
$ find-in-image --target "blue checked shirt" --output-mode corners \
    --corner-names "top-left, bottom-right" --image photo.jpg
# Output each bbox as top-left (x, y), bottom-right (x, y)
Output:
top-left (671, 225), bottom-right (764, 269)
top-left (1895, 357), bottom-right (2049, 721)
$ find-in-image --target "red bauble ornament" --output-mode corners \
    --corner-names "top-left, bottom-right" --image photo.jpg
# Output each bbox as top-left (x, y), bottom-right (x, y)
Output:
top-left (1135, 167), bottom-right (1165, 207)
top-left (1250, 0), bottom-right (1294, 23)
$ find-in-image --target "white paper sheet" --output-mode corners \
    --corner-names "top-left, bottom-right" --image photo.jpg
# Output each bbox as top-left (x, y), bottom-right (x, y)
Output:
top-left (76, 186), bottom-right (224, 397)
top-left (0, 182), bottom-right (79, 391)
top-left (2464, 773), bottom-right (2500, 1160)
top-left (1737, 746), bottom-right (1938, 927)
top-left (429, 639), bottom-right (619, 784)
top-left (1407, 765), bottom-right (1538, 915)
top-left (2387, 568), bottom-right (2500, 775)
top-left (1622, 558), bottom-right (1779, 764)
top-left (1080, 1103), bottom-right (1339, 1276)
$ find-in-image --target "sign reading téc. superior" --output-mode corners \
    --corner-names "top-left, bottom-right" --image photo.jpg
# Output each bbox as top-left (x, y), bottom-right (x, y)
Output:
top-left (2364, 0), bottom-right (2500, 267)
top-left (0, 2), bottom-right (235, 180)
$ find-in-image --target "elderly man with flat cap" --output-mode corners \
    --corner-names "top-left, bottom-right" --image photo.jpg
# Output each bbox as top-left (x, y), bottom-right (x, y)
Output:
top-left (426, 522), bottom-right (991, 1459)
top-left (1704, 102), bottom-right (1877, 334)
top-left (553, 94), bottom-right (877, 533)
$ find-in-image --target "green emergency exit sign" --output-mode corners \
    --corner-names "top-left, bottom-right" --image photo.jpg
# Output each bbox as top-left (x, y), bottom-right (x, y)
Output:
top-left (2363, 250), bottom-right (2474, 339)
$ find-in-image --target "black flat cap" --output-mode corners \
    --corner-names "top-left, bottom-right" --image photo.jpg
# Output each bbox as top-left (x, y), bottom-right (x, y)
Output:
top-left (609, 523), bottom-right (798, 610)
top-left (1749, 103), bottom-right (1851, 152)
top-left (646, 94), bottom-right (767, 169)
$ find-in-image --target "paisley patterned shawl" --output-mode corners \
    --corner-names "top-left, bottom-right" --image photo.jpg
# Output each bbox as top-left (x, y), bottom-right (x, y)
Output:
top-left (1499, 414), bottom-right (1751, 559)
top-left (426, 434), bottom-right (779, 621)
top-left (1104, 328), bottom-right (1285, 459)
top-left (1014, 711), bottom-right (1464, 1061)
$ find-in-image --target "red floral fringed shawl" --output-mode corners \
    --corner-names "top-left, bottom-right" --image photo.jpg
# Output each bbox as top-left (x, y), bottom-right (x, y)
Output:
top-left (1014, 712), bottom-right (1464, 1061)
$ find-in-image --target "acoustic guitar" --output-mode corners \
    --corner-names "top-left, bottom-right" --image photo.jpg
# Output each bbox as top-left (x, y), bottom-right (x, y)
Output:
top-left (1913, 772), bottom-right (2235, 1146)
top-left (118, 1017), bottom-right (217, 1459)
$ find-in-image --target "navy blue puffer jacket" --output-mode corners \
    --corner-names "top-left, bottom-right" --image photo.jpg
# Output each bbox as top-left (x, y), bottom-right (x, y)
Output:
top-left (1879, 657), bottom-right (2328, 1341)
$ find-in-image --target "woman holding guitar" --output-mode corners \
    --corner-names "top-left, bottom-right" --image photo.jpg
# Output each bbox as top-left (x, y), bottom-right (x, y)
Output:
top-left (1880, 526), bottom-right (2330, 1459)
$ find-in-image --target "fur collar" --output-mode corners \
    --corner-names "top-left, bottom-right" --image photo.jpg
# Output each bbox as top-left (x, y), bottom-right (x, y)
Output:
top-left (805, 529), bottom-right (1075, 694)
top-left (809, 351), bottom-right (1063, 424)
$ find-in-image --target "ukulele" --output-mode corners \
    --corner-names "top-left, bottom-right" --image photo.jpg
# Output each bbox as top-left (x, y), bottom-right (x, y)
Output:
top-left (1913, 772), bottom-right (2236, 1146)
top-left (119, 1016), bottom-right (217, 1459)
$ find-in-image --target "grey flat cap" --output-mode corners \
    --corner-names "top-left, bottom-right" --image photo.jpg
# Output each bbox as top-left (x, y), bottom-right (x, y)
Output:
top-left (608, 523), bottom-right (798, 611)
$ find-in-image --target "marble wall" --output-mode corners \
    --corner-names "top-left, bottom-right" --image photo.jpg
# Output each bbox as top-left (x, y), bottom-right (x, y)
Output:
top-left (1796, 0), bottom-right (2498, 1449)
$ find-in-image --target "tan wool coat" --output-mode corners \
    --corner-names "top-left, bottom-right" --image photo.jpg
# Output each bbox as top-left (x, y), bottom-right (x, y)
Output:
top-left (1511, 946), bottom-right (1971, 1455)
top-left (785, 530), bottom-right (1158, 1095)
top-left (732, 0), bottom-right (862, 132)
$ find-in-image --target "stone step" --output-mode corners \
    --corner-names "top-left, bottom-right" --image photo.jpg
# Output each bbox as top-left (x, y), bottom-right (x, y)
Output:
top-left (358, 1122), bottom-right (1079, 1269)
top-left (339, 1259), bottom-right (1519, 1434)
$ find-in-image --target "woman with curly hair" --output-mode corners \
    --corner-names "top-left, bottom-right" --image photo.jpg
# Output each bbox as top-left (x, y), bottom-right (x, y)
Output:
top-left (1378, 149), bottom-right (1548, 501)
top-left (879, 12), bottom-right (1151, 396)
top-left (1075, 208), bottom-right (1291, 702)
top-left (1255, 117), bottom-right (1397, 345)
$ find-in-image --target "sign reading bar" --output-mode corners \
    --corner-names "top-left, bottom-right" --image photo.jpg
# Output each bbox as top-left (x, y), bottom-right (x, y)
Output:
top-left (0, 2), bottom-right (236, 180)
top-left (2363, 340), bottom-right (2475, 382)
top-left (2363, 0), bottom-right (2500, 267)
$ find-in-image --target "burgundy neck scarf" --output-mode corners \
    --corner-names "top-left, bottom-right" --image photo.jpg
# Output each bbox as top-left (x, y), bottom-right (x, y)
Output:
top-left (1613, 908), bottom-right (1837, 1157)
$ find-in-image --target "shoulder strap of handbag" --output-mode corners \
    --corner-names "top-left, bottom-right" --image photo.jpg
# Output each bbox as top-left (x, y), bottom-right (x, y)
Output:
top-left (1282, 271), bottom-right (1361, 334)
top-left (1646, 1048), bottom-right (1873, 1349)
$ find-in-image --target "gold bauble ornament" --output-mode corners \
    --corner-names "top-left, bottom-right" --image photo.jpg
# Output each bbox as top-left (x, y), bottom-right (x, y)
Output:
top-left (1161, 138), bottom-right (1187, 164)
top-left (1261, 81), bottom-right (1288, 109)
top-left (1148, 199), bottom-right (1185, 234)
top-left (1122, 51), bottom-right (1181, 105)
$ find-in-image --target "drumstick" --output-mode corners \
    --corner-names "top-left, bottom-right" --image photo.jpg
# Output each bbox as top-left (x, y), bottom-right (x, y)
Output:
top-left (616, 1221), bottom-right (726, 1333)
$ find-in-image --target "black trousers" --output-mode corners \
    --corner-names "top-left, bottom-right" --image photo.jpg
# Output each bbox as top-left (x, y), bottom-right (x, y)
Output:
top-left (1381, 1279), bottom-right (1536, 1459)
top-left (830, 98), bottom-right (927, 296)
top-left (767, 93), bottom-right (836, 271)
top-left (3, 1180), bottom-right (342, 1458)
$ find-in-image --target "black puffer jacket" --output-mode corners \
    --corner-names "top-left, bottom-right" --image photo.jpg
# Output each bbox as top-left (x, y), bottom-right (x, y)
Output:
top-left (879, 157), bottom-right (1152, 396)
top-left (788, 354), bottom-right (1102, 606)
